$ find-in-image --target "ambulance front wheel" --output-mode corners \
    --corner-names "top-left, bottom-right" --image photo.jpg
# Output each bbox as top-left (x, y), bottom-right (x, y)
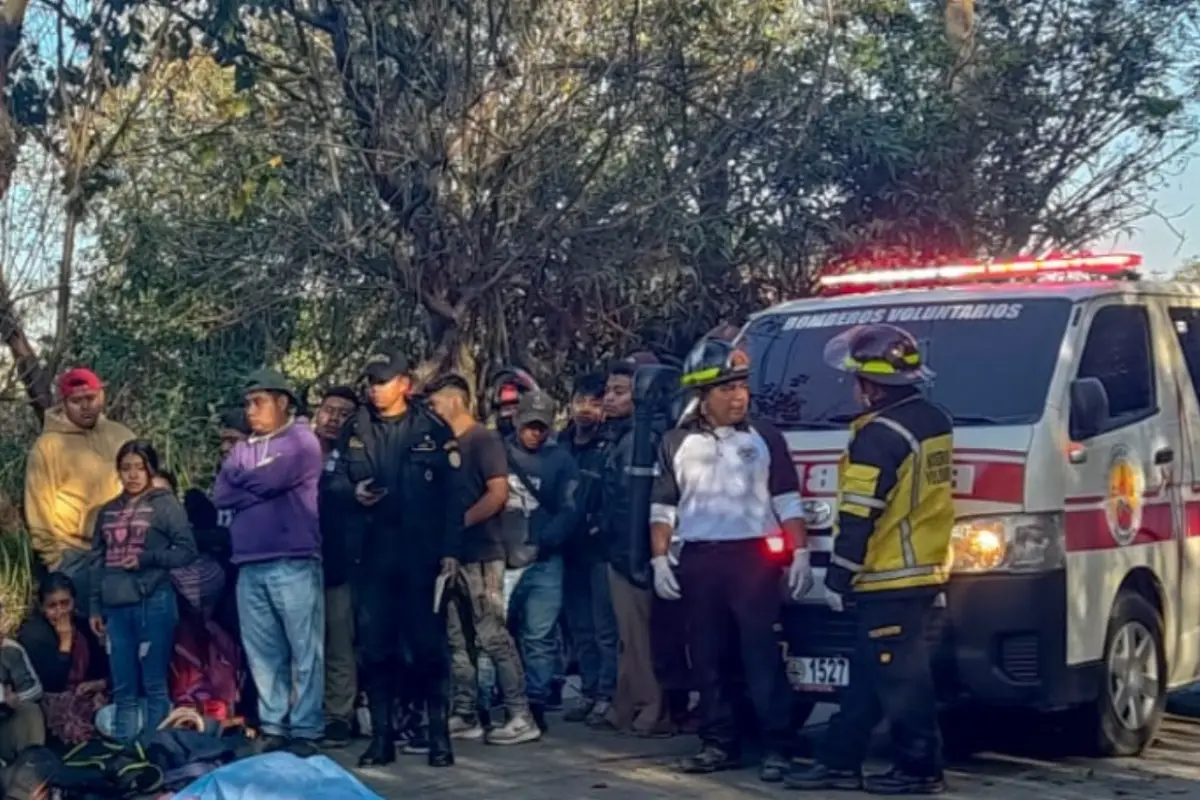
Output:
top-left (1086, 590), bottom-right (1166, 757)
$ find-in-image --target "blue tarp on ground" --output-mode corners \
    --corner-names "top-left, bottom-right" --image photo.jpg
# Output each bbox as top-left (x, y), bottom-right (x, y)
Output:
top-left (171, 752), bottom-right (384, 799)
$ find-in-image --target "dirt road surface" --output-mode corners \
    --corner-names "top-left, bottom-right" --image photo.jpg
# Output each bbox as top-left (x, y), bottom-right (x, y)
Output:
top-left (332, 709), bottom-right (1200, 799)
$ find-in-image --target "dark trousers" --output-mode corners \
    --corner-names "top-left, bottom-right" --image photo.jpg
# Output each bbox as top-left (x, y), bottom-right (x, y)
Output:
top-left (357, 566), bottom-right (449, 734)
top-left (676, 539), bottom-right (790, 752)
top-left (820, 592), bottom-right (943, 776)
top-left (563, 559), bottom-right (619, 702)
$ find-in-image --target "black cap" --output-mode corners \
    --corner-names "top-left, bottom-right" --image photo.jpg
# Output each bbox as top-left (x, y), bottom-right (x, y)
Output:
top-left (363, 349), bottom-right (411, 383)
top-left (516, 390), bottom-right (556, 428)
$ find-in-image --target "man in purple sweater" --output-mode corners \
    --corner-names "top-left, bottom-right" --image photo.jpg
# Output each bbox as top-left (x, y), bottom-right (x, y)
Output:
top-left (214, 369), bottom-right (325, 756)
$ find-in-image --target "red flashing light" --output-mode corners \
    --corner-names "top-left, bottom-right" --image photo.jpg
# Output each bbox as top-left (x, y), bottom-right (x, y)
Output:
top-left (817, 253), bottom-right (1142, 296)
top-left (765, 534), bottom-right (787, 556)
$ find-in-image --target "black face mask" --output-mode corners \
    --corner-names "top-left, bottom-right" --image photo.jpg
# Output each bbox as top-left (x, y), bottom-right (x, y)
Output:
top-left (496, 415), bottom-right (515, 437)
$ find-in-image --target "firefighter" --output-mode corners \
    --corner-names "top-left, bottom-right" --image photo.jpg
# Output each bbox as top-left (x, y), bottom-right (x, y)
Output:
top-left (649, 338), bottom-right (812, 782)
top-left (330, 349), bottom-right (466, 768)
top-left (785, 323), bottom-right (952, 795)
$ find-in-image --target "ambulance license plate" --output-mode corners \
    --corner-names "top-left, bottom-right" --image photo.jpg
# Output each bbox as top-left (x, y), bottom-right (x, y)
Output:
top-left (787, 656), bottom-right (850, 691)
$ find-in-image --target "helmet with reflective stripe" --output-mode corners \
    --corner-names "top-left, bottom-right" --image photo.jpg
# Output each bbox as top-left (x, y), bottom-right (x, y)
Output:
top-left (680, 338), bottom-right (751, 390)
top-left (822, 323), bottom-right (934, 386)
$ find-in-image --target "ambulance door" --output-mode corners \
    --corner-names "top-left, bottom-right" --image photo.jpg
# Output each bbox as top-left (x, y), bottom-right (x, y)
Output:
top-left (1063, 298), bottom-right (1180, 670)
top-left (1161, 300), bottom-right (1200, 683)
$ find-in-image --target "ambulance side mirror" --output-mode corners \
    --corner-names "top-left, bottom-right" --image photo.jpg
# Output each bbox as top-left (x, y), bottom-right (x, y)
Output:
top-left (1069, 377), bottom-right (1110, 442)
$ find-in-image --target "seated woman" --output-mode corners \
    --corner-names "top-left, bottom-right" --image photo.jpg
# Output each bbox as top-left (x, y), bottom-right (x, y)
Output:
top-left (19, 573), bottom-right (108, 745)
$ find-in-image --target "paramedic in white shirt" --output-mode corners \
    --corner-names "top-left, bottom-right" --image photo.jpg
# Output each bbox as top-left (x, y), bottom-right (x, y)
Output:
top-left (648, 337), bottom-right (812, 783)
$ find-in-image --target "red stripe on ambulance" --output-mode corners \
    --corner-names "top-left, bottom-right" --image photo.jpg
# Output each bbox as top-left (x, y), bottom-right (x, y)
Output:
top-left (1065, 503), bottom-right (1173, 552)
top-left (792, 455), bottom-right (1025, 506)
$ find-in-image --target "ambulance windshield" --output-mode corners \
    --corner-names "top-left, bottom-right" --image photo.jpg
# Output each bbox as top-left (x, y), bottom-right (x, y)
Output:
top-left (741, 298), bottom-right (1071, 429)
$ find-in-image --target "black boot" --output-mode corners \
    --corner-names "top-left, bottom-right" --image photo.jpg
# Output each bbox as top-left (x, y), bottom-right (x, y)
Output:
top-left (427, 697), bottom-right (454, 768)
top-left (677, 743), bottom-right (738, 774)
top-left (783, 762), bottom-right (863, 791)
top-left (863, 768), bottom-right (946, 795)
top-left (358, 701), bottom-right (396, 767)
top-left (358, 732), bottom-right (395, 767)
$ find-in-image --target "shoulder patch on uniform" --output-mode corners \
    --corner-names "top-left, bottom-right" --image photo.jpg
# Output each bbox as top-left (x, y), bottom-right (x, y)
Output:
top-left (348, 436), bottom-right (364, 449)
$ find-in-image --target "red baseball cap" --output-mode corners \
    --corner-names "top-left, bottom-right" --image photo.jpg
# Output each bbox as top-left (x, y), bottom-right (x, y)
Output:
top-left (58, 368), bottom-right (103, 399)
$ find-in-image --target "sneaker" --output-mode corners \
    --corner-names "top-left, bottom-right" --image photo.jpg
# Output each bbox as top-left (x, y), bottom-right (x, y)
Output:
top-left (322, 720), bottom-right (352, 748)
top-left (448, 715), bottom-right (485, 741)
top-left (784, 762), bottom-right (864, 791)
top-left (563, 699), bottom-right (595, 723)
top-left (759, 749), bottom-right (789, 783)
top-left (400, 725), bottom-right (431, 755)
top-left (585, 701), bottom-right (615, 730)
top-left (485, 713), bottom-right (542, 745)
top-left (863, 768), bottom-right (946, 795)
top-left (677, 744), bottom-right (738, 774)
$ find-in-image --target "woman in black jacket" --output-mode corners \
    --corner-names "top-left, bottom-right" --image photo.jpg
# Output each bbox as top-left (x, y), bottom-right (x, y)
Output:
top-left (18, 573), bottom-right (108, 745)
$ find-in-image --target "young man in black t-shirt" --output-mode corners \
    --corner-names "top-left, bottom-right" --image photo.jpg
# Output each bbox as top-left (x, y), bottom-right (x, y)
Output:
top-left (427, 375), bottom-right (540, 746)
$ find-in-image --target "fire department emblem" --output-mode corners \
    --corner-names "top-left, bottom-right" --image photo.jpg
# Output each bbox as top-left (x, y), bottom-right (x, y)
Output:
top-left (1105, 444), bottom-right (1144, 547)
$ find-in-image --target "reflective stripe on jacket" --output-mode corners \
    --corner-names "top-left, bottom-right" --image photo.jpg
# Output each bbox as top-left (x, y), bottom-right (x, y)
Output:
top-left (827, 392), bottom-right (954, 594)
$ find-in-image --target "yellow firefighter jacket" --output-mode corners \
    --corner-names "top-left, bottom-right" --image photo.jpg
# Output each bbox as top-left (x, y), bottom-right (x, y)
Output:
top-left (827, 392), bottom-right (955, 594)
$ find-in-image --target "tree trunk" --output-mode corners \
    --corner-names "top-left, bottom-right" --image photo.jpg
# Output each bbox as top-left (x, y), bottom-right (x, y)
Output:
top-left (0, 0), bottom-right (50, 420)
top-left (0, 274), bottom-right (53, 418)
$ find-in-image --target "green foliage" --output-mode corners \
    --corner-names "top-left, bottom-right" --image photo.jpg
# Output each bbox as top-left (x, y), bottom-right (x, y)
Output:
top-left (1, 0), bottom-right (1196, 495)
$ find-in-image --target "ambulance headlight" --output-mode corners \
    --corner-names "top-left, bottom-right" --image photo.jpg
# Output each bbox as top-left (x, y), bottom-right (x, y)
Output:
top-left (950, 513), bottom-right (1064, 574)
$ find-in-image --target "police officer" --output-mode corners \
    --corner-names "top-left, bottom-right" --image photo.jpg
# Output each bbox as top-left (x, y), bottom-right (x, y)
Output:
top-left (649, 338), bottom-right (813, 782)
top-left (785, 324), bottom-right (952, 795)
top-left (330, 349), bottom-right (466, 768)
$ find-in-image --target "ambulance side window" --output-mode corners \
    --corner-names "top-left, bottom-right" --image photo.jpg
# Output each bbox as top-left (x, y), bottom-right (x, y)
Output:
top-left (1168, 307), bottom-right (1200, 406)
top-left (1077, 305), bottom-right (1156, 429)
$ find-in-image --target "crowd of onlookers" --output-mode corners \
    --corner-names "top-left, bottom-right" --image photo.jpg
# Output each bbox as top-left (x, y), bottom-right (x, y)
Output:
top-left (0, 349), bottom-right (701, 774)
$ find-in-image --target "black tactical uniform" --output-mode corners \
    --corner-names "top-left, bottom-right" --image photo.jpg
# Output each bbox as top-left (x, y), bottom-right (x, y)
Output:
top-left (330, 396), bottom-right (465, 768)
top-left (786, 324), bottom-right (952, 796)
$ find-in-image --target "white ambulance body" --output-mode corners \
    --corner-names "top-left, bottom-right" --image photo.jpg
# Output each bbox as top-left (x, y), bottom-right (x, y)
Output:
top-left (746, 254), bottom-right (1200, 756)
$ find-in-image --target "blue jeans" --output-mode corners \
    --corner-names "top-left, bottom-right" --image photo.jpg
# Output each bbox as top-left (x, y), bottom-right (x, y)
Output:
top-left (508, 557), bottom-right (564, 706)
top-left (237, 558), bottom-right (325, 740)
top-left (104, 584), bottom-right (178, 743)
top-left (563, 559), bottom-right (618, 701)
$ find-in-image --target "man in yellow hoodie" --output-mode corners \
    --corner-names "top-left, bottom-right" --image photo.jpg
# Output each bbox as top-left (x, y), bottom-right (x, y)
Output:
top-left (24, 368), bottom-right (134, 609)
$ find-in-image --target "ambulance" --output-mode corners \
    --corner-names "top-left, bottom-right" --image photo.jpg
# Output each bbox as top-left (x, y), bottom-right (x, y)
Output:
top-left (744, 253), bottom-right (1200, 757)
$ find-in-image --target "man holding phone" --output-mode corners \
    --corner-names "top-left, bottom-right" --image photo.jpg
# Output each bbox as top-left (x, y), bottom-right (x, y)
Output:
top-left (330, 350), bottom-right (465, 769)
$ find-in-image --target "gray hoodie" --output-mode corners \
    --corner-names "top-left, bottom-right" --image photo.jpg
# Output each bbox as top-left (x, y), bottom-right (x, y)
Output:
top-left (90, 488), bottom-right (198, 612)
top-left (503, 440), bottom-right (582, 557)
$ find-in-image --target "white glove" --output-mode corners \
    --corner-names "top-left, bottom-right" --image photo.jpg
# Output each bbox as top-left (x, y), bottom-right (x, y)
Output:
top-left (825, 584), bottom-right (845, 613)
top-left (786, 549), bottom-right (814, 601)
top-left (651, 555), bottom-right (681, 600)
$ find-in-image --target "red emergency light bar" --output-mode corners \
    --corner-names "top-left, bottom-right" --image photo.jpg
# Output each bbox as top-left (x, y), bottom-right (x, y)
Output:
top-left (817, 253), bottom-right (1142, 296)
